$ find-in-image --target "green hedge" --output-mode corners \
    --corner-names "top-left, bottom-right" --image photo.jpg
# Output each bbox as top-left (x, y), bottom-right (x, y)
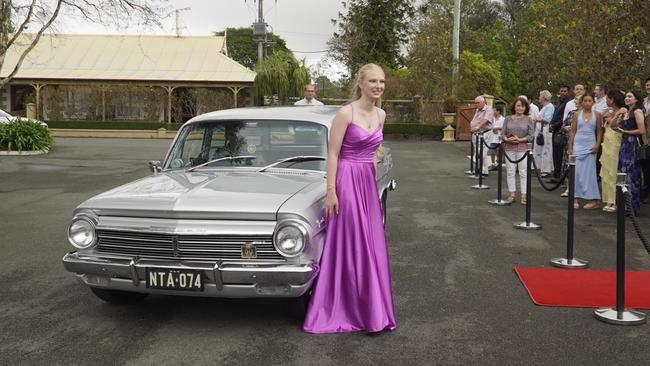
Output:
top-left (383, 123), bottom-right (444, 139)
top-left (45, 120), bottom-right (444, 138)
top-left (46, 121), bottom-right (182, 130)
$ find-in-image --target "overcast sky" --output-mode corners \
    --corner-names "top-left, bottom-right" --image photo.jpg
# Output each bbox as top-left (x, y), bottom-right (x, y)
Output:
top-left (60, 0), bottom-right (346, 77)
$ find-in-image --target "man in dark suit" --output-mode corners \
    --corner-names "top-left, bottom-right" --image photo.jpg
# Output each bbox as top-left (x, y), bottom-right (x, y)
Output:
top-left (548, 85), bottom-right (571, 183)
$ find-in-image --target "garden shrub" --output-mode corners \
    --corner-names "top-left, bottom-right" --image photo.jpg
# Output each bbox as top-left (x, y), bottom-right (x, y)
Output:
top-left (0, 118), bottom-right (53, 152)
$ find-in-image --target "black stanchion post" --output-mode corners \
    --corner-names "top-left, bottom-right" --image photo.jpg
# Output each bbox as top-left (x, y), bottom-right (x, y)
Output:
top-left (514, 143), bottom-right (540, 230)
top-left (489, 144), bottom-right (510, 205)
top-left (472, 133), bottom-right (489, 190)
top-left (465, 133), bottom-right (475, 175)
top-left (468, 133), bottom-right (480, 179)
top-left (594, 173), bottom-right (646, 325)
top-left (550, 155), bottom-right (588, 268)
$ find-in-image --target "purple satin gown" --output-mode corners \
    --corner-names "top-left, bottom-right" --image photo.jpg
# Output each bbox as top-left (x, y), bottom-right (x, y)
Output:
top-left (303, 108), bottom-right (397, 334)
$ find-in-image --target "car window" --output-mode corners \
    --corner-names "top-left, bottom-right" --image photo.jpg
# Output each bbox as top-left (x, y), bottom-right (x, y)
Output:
top-left (165, 120), bottom-right (327, 171)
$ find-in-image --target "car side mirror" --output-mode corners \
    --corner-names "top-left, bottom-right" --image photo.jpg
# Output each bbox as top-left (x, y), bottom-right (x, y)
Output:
top-left (148, 160), bottom-right (162, 174)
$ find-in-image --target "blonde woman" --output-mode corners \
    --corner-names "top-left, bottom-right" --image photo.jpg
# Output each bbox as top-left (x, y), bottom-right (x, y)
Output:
top-left (303, 63), bottom-right (396, 334)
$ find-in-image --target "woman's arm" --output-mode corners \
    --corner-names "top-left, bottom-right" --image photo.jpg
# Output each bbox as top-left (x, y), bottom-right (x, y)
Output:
top-left (374, 108), bottom-right (386, 171)
top-left (593, 112), bottom-right (603, 153)
top-left (567, 113), bottom-right (578, 154)
top-left (519, 116), bottom-right (534, 143)
top-left (633, 109), bottom-right (646, 136)
top-left (618, 110), bottom-right (646, 136)
top-left (325, 105), bottom-right (351, 216)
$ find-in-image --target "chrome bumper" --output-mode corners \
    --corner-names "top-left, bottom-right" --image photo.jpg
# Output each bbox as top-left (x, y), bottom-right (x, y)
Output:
top-left (62, 252), bottom-right (317, 298)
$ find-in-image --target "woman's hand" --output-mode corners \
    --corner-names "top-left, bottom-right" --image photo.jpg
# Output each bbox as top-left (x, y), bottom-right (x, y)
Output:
top-left (567, 147), bottom-right (573, 155)
top-left (325, 191), bottom-right (339, 217)
top-left (590, 145), bottom-right (599, 154)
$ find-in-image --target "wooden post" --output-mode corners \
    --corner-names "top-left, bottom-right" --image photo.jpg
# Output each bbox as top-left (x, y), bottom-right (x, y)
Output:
top-left (100, 85), bottom-right (109, 122)
top-left (162, 86), bottom-right (176, 125)
top-left (31, 83), bottom-right (44, 120)
top-left (228, 86), bottom-right (243, 108)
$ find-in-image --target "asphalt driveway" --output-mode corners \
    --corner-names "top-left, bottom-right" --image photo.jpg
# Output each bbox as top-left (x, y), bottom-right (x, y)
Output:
top-left (1, 137), bottom-right (650, 365)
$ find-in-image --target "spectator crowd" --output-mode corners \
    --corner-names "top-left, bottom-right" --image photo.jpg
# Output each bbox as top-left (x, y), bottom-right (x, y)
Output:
top-left (469, 78), bottom-right (650, 214)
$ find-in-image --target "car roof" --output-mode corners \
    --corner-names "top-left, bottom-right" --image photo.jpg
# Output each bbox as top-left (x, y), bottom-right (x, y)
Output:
top-left (185, 106), bottom-right (342, 128)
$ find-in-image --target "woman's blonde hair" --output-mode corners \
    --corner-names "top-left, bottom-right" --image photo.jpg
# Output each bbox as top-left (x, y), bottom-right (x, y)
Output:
top-left (350, 63), bottom-right (384, 107)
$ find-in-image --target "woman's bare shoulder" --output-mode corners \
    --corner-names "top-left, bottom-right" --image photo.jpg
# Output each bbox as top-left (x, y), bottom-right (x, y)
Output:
top-left (333, 103), bottom-right (353, 125)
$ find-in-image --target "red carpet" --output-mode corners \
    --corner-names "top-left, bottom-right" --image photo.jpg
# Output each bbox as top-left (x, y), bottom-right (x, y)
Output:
top-left (514, 266), bottom-right (650, 309)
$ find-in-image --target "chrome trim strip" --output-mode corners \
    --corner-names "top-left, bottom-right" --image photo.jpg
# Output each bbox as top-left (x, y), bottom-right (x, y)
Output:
top-left (96, 217), bottom-right (277, 236)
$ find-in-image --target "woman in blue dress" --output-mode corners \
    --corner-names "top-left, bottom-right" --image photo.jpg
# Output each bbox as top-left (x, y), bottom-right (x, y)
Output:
top-left (567, 93), bottom-right (603, 209)
top-left (615, 91), bottom-right (647, 216)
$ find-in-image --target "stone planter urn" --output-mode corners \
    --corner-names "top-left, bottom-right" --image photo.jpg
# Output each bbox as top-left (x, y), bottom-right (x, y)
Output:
top-left (442, 112), bottom-right (456, 125)
top-left (442, 112), bottom-right (456, 142)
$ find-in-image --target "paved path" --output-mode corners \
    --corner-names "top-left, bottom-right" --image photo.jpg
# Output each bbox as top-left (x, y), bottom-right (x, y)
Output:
top-left (1, 138), bottom-right (650, 365)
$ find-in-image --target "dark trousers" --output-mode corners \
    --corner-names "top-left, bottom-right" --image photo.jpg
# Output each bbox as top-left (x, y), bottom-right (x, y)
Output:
top-left (552, 132), bottom-right (566, 178)
top-left (642, 159), bottom-right (650, 201)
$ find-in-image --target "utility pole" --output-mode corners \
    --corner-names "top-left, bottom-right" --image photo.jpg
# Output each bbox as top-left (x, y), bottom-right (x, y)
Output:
top-left (452, 0), bottom-right (461, 95)
top-left (253, 0), bottom-right (266, 66)
top-left (174, 7), bottom-right (190, 37)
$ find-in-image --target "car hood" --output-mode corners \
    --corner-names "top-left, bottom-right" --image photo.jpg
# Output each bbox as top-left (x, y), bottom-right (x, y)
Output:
top-left (79, 170), bottom-right (323, 220)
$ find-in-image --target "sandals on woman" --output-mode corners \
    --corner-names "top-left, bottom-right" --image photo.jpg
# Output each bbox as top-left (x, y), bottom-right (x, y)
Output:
top-left (603, 205), bottom-right (617, 213)
top-left (506, 192), bottom-right (516, 204)
top-left (583, 202), bottom-right (600, 210)
top-left (521, 194), bottom-right (527, 205)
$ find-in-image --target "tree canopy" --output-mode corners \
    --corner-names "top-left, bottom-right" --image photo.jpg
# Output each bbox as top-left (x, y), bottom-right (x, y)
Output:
top-left (327, 0), bottom-right (415, 77)
top-left (215, 27), bottom-right (290, 71)
top-left (325, 0), bottom-right (649, 101)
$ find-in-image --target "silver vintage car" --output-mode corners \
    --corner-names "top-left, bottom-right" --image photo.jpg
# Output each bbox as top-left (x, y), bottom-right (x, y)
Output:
top-left (62, 106), bottom-right (396, 311)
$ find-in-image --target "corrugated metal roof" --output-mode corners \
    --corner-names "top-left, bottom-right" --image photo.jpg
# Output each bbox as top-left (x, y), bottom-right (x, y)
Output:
top-left (0, 34), bottom-right (255, 84)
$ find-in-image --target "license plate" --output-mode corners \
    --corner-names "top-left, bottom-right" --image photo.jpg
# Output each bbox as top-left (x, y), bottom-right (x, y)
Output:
top-left (146, 268), bottom-right (203, 291)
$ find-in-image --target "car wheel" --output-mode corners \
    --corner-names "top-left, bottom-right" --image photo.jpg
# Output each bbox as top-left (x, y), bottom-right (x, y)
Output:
top-left (381, 191), bottom-right (388, 225)
top-left (284, 290), bottom-right (311, 319)
top-left (90, 287), bottom-right (148, 304)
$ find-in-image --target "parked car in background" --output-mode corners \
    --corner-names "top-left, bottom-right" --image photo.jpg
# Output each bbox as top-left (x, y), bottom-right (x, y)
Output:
top-left (0, 108), bottom-right (48, 127)
top-left (62, 106), bottom-right (396, 314)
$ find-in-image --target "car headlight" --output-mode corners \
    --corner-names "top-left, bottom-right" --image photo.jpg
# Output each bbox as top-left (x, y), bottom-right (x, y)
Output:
top-left (67, 216), bottom-right (97, 249)
top-left (273, 221), bottom-right (308, 257)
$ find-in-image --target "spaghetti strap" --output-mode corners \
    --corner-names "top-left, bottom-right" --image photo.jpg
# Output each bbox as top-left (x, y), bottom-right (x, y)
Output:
top-left (376, 108), bottom-right (381, 125)
top-left (350, 103), bottom-right (354, 122)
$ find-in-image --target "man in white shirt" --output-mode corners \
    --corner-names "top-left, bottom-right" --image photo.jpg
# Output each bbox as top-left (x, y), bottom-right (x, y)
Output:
top-left (294, 84), bottom-right (324, 106)
top-left (563, 84), bottom-right (586, 122)
top-left (594, 84), bottom-right (608, 113)
top-left (469, 95), bottom-right (494, 176)
top-left (524, 95), bottom-right (540, 120)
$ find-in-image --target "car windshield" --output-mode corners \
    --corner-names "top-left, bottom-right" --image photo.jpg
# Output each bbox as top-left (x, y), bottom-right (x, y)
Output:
top-left (0, 109), bottom-right (12, 118)
top-left (165, 120), bottom-right (328, 172)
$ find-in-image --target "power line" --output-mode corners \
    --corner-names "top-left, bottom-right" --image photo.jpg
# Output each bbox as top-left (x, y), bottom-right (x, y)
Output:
top-left (290, 49), bottom-right (328, 54)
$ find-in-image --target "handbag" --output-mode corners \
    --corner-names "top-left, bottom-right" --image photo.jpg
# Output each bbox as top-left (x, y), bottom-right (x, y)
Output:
top-left (536, 132), bottom-right (545, 146)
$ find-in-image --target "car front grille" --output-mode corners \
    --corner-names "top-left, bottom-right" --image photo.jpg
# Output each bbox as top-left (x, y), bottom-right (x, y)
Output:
top-left (95, 230), bottom-right (284, 261)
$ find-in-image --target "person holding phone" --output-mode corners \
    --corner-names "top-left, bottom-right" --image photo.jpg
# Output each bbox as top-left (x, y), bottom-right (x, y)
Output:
top-left (616, 91), bottom-right (647, 216)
